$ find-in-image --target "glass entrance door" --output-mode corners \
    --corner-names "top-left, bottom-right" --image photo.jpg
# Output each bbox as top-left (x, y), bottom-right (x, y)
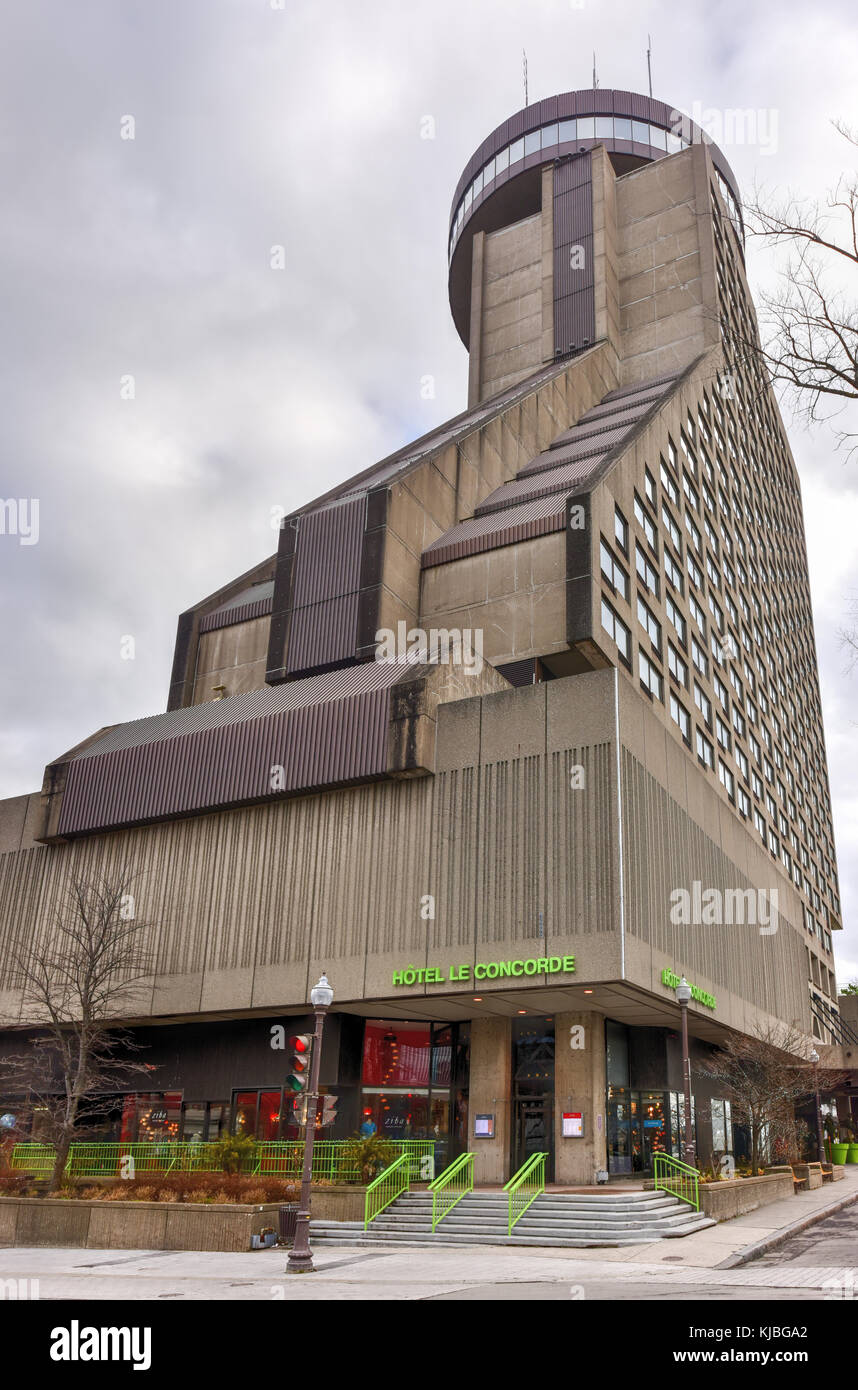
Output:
top-left (511, 1016), bottom-right (555, 1182)
top-left (513, 1098), bottom-right (553, 1181)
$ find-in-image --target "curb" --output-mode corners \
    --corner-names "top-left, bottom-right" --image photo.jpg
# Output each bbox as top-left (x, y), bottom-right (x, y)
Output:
top-left (716, 1185), bottom-right (858, 1269)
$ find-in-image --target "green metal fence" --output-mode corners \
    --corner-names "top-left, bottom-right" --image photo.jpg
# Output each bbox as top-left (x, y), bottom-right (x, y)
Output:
top-left (652, 1153), bottom-right (700, 1210)
top-left (428, 1151), bottom-right (474, 1231)
top-left (364, 1152), bottom-right (411, 1228)
top-left (504, 1151), bottom-right (548, 1234)
top-left (9, 1139), bottom-right (436, 1183)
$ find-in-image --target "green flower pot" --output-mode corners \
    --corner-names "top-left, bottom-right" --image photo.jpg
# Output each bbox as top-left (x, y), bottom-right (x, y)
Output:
top-left (831, 1143), bottom-right (849, 1164)
top-left (847, 1144), bottom-right (858, 1164)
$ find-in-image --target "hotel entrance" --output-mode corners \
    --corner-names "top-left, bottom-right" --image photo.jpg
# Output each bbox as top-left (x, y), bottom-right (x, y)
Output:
top-left (511, 1016), bottom-right (555, 1182)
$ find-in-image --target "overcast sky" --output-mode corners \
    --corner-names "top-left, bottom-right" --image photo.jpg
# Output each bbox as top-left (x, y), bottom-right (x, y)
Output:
top-left (1, 0), bottom-right (856, 983)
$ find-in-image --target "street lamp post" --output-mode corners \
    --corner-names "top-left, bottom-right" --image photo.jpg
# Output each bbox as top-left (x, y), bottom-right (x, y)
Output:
top-left (809, 1048), bottom-right (826, 1164)
top-left (675, 976), bottom-right (696, 1167)
top-left (287, 972), bottom-right (334, 1274)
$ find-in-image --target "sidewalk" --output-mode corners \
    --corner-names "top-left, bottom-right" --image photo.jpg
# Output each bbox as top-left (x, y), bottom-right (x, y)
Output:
top-left (0, 1168), bottom-right (854, 1300)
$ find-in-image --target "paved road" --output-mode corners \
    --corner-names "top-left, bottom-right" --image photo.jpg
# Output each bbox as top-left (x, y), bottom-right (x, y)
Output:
top-left (750, 1201), bottom-right (858, 1271)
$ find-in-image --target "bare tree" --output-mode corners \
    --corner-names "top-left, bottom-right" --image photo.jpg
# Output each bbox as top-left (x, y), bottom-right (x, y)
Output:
top-left (0, 869), bottom-right (157, 1191)
top-left (699, 1022), bottom-right (847, 1173)
top-left (728, 123), bottom-right (858, 454)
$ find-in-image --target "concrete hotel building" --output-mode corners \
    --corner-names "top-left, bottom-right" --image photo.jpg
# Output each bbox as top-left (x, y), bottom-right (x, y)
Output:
top-left (0, 87), bottom-right (850, 1184)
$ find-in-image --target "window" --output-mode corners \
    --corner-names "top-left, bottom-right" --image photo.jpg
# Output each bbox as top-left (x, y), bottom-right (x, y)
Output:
top-left (665, 593), bottom-right (686, 644)
top-left (637, 595), bottom-right (662, 652)
top-left (636, 545), bottom-right (660, 598)
top-left (644, 468), bottom-right (656, 506)
top-left (668, 642), bottom-right (688, 687)
top-left (685, 513), bottom-right (702, 554)
top-left (661, 503), bottom-right (682, 552)
top-left (691, 636), bottom-right (709, 678)
top-left (718, 759), bottom-right (735, 799)
top-left (660, 457), bottom-right (679, 505)
top-left (634, 492), bottom-right (658, 551)
top-left (693, 681), bottom-right (712, 726)
top-left (716, 714), bottom-right (731, 751)
top-left (713, 672), bottom-right (728, 708)
top-left (600, 539), bottom-right (629, 600)
top-left (687, 551), bottom-right (703, 590)
top-left (696, 729), bottom-right (714, 769)
top-left (736, 746), bottom-right (749, 781)
top-left (663, 547), bottom-right (684, 595)
top-left (614, 505), bottom-right (629, 553)
top-left (601, 598), bottom-right (631, 664)
top-left (638, 649), bottom-right (664, 701)
top-left (737, 786), bottom-right (750, 818)
top-left (689, 593), bottom-right (706, 635)
top-left (670, 693), bottom-right (690, 741)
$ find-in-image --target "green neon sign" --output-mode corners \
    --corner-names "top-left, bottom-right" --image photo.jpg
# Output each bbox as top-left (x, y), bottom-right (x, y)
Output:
top-left (392, 956), bottom-right (576, 987)
top-left (661, 967), bottom-right (717, 1010)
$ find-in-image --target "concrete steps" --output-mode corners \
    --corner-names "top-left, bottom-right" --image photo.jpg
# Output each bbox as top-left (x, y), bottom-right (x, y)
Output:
top-left (309, 1188), bottom-right (715, 1248)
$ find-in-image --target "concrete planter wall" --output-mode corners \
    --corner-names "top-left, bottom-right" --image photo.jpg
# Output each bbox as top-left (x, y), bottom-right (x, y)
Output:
top-left (0, 1186), bottom-right (367, 1252)
top-left (699, 1172), bottom-right (794, 1222)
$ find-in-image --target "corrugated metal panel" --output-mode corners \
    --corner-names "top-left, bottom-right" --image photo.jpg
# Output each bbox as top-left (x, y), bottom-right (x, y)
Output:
top-left (421, 495), bottom-right (566, 569)
top-left (286, 496), bottom-right (365, 675)
top-left (553, 151), bottom-right (594, 357)
top-left (474, 458), bottom-right (606, 516)
top-left (56, 683), bottom-right (394, 837)
top-left (66, 662), bottom-right (409, 762)
top-left (287, 592), bottom-right (360, 672)
top-left (517, 438), bottom-right (611, 479)
top-left (199, 595), bottom-right (273, 634)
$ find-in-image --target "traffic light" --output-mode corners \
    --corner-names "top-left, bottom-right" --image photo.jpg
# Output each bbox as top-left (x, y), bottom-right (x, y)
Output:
top-left (317, 1095), bottom-right (338, 1129)
top-left (285, 1034), bottom-right (312, 1095)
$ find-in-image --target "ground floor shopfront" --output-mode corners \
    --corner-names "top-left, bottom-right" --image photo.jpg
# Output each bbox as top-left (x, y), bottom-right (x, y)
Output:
top-left (2, 1008), bottom-right (739, 1185)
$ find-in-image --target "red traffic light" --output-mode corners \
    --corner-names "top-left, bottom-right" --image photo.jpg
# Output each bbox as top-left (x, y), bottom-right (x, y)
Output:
top-left (288, 1034), bottom-right (311, 1054)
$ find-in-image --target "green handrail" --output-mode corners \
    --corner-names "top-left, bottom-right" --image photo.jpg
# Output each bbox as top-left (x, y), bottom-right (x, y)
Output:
top-left (504, 1152), bottom-right (548, 1235)
top-left (652, 1153), bottom-right (700, 1210)
top-left (364, 1151), bottom-right (411, 1229)
top-left (427, 1151), bottom-right (474, 1231)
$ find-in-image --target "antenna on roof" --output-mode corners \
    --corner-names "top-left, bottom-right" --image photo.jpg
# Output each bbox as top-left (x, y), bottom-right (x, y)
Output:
top-left (646, 34), bottom-right (653, 98)
top-left (592, 52), bottom-right (598, 89)
top-left (523, 49), bottom-right (528, 106)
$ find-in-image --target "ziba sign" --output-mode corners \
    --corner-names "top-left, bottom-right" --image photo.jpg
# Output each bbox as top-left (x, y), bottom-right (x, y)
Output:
top-left (392, 956), bottom-right (575, 987)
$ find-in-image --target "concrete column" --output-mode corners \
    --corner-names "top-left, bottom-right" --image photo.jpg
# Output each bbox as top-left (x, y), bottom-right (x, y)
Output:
top-left (468, 1016), bottom-right (511, 1184)
top-left (553, 1011), bottom-right (607, 1184)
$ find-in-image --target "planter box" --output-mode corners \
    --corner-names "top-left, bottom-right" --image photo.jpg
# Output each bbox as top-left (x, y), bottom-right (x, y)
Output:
top-left (0, 1186), bottom-right (367, 1252)
top-left (699, 1172), bottom-right (794, 1222)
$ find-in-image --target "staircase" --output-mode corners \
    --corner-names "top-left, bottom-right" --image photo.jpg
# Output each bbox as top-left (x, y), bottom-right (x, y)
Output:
top-left (310, 1189), bottom-right (715, 1249)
